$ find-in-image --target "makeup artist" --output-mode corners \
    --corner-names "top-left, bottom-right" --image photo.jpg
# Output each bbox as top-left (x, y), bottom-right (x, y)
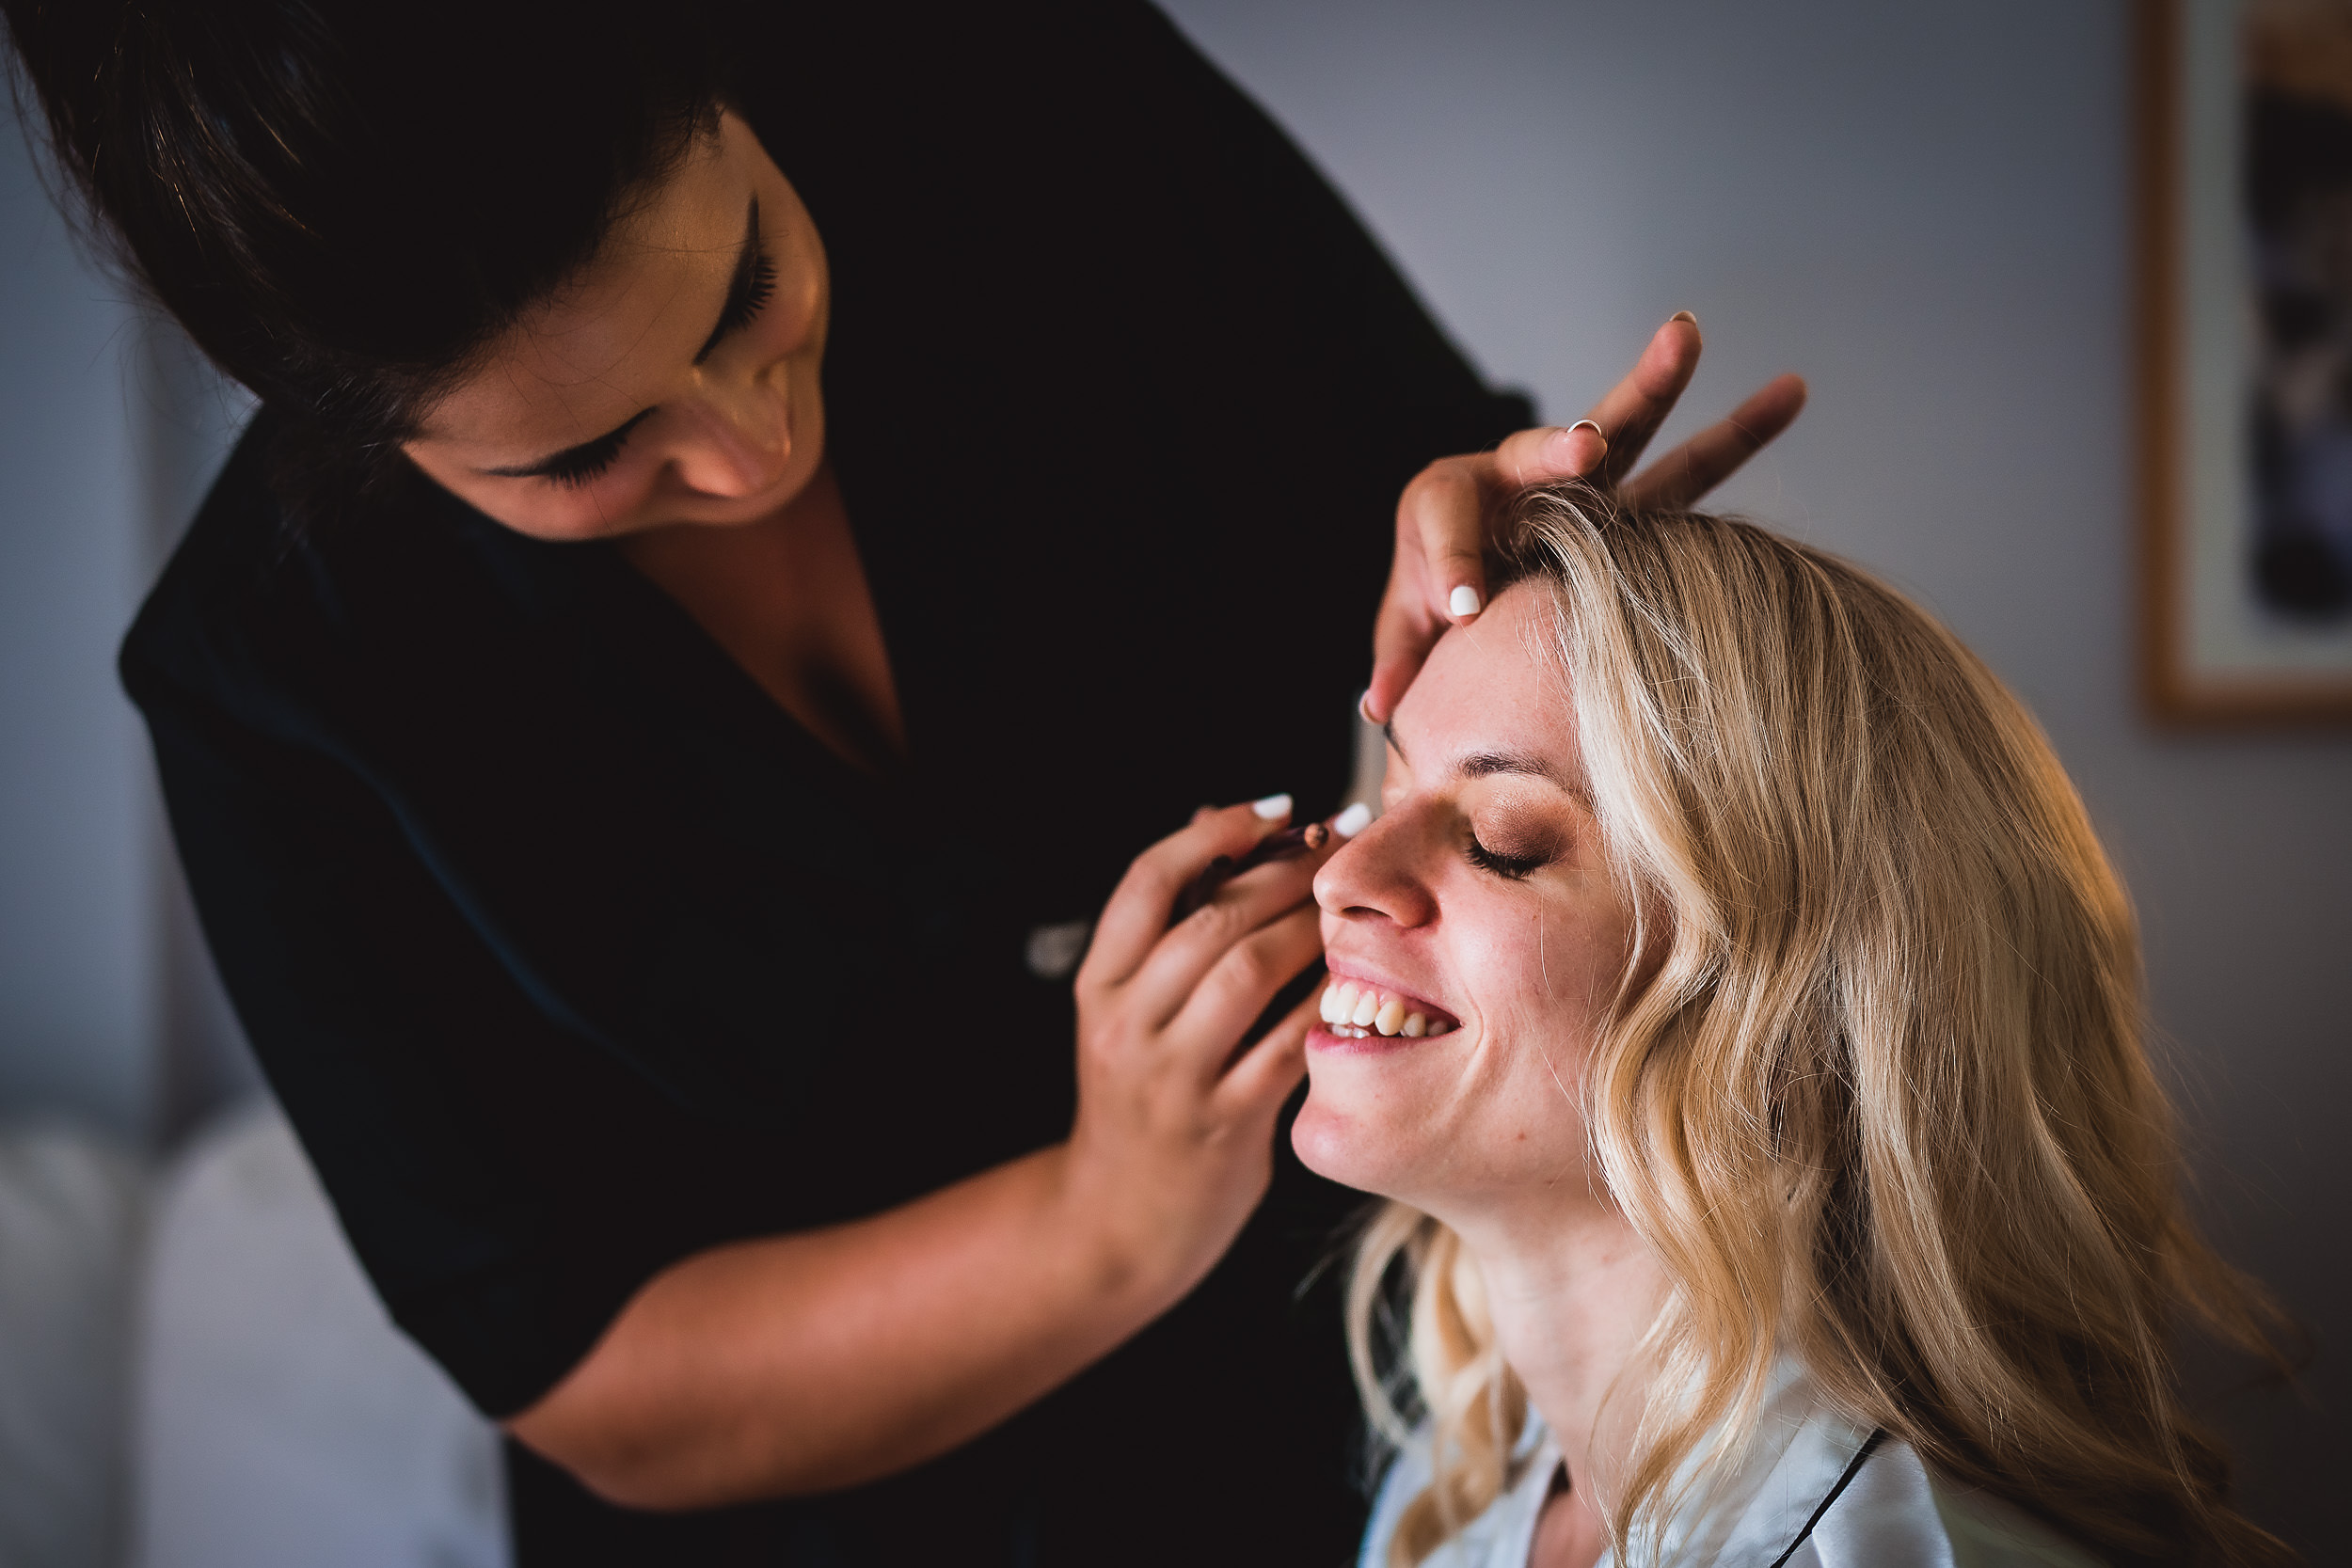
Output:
top-left (5, 2), bottom-right (1799, 1562)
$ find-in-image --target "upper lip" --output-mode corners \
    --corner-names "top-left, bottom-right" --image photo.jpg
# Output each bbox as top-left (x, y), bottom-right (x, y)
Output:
top-left (1320, 959), bottom-right (1459, 1030)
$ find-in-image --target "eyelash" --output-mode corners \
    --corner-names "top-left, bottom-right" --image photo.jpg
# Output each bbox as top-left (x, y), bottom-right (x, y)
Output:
top-left (542, 427), bottom-right (633, 489)
top-left (709, 249), bottom-right (778, 346)
top-left (1467, 834), bottom-right (1549, 880)
top-left (539, 245), bottom-right (779, 490)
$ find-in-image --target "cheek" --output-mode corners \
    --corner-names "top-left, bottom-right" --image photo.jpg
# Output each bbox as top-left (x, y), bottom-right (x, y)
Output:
top-left (1481, 885), bottom-right (1630, 1047)
top-left (773, 259), bottom-right (827, 360)
top-left (755, 216), bottom-right (829, 366)
top-left (1293, 1030), bottom-right (1595, 1206)
top-left (1295, 895), bottom-right (1626, 1203)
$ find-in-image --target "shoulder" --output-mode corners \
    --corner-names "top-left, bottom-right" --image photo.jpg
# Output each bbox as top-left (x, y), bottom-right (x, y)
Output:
top-left (120, 406), bottom-right (562, 739)
top-left (1359, 1424), bottom-right (2103, 1568)
top-left (1359, 1426), bottom-right (1557, 1568)
top-left (1802, 1439), bottom-right (2107, 1568)
top-left (119, 408), bottom-right (290, 706)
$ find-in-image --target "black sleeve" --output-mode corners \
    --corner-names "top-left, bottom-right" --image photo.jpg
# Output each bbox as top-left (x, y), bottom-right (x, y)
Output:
top-left (127, 644), bottom-right (675, 1415)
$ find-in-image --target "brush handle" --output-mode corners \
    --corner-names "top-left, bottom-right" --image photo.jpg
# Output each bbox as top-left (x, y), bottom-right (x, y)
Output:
top-left (1169, 822), bottom-right (1329, 923)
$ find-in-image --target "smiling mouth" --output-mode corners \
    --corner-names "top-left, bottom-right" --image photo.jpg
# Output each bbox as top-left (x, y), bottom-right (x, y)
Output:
top-left (1316, 977), bottom-right (1456, 1039)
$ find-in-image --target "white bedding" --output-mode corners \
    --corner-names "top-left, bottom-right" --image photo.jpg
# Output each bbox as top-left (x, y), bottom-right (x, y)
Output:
top-left (0, 1125), bottom-right (142, 1568)
top-left (0, 1103), bottom-right (508, 1568)
top-left (129, 1101), bottom-right (508, 1568)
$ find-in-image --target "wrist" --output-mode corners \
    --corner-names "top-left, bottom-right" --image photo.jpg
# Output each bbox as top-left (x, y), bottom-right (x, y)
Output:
top-left (1040, 1140), bottom-right (1200, 1324)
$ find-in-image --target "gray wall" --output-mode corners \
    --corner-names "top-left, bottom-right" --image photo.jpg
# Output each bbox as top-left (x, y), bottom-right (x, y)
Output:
top-left (0, 112), bottom-right (154, 1138)
top-left (0, 0), bottom-right (2341, 1551)
top-left (0, 111), bottom-right (257, 1146)
top-left (1157, 0), bottom-right (2348, 1550)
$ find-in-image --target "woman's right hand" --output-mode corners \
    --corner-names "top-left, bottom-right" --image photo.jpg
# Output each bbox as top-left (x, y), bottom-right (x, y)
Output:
top-left (1061, 798), bottom-right (1337, 1307)
top-left (509, 798), bottom-right (1337, 1508)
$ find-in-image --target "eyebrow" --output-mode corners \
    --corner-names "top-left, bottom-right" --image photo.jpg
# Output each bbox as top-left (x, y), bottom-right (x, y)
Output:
top-left (1385, 721), bottom-right (1580, 792)
top-left (483, 198), bottom-right (761, 480)
top-left (1459, 749), bottom-right (1552, 778)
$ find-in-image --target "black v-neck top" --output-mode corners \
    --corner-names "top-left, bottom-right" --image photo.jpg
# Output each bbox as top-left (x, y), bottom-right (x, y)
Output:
top-left (120, 4), bottom-right (1528, 1562)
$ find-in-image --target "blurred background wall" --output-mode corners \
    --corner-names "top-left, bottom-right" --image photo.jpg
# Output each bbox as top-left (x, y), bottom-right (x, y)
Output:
top-left (1, 0), bottom-right (2343, 1559)
top-left (0, 100), bottom-right (254, 1148)
top-left (1, 92), bottom-right (154, 1138)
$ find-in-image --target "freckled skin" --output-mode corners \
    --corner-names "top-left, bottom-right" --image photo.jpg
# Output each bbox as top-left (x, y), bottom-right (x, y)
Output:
top-left (1295, 584), bottom-right (1636, 1228)
top-left (1299, 587), bottom-right (1651, 1568)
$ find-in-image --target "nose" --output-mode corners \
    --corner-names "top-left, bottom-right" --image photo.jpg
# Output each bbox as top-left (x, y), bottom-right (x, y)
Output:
top-left (666, 360), bottom-right (792, 498)
top-left (1313, 806), bottom-right (1438, 929)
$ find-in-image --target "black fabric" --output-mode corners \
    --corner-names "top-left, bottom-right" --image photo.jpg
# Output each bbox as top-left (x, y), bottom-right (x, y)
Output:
top-left (120, 4), bottom-right (1530, 1563)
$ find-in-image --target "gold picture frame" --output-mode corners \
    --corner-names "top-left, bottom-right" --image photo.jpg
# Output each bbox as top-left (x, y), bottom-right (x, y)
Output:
top-left (2137, 0), bottom-right (2352, 721)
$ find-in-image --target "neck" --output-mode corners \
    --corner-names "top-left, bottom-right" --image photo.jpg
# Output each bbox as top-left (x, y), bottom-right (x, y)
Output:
top-left (1449, 1193), bottom-right (1667, 1496)
top-left (618, 462), bottom-right (906, 774)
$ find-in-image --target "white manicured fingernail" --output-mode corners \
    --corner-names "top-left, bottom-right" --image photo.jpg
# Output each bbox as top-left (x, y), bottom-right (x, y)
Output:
top-left (1251, 793), bottom-right (1293, 820)
top-left (1358, 689), bottom-right (1378, 725)
top-left (1448, 584), bottom-right (1483, 618)
top-left (1332, 802), bottom-right (1373, 839)
top-left (1671, 309), bottom-right (1698, 325)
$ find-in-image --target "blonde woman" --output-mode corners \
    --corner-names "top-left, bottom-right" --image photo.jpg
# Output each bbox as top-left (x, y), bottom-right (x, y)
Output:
top-left (1297, 486), bottom-right (2294, 1568)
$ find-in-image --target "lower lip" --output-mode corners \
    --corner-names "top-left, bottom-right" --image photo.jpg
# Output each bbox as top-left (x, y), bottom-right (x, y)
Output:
top-left (1306, 1024), bottom-right (1438, 1055)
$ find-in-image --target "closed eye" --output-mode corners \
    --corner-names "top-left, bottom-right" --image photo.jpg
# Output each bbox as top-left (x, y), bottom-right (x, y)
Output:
top-left (522, 198), bottom-right (774, 490)
top-left (694, 198), bottom-right (776, 364)
top-left (700, 248), bottom-right (777, 353)
top-left (538, 410), bottom-right (653, 489)
top-left (1467, 834), bottom-right (1549, 880)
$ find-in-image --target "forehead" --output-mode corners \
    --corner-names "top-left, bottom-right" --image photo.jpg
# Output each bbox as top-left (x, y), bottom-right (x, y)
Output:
top-left (414, 119), bottom-right (746, 455)
top-left (1392, 581), bottom-right (1585, 783)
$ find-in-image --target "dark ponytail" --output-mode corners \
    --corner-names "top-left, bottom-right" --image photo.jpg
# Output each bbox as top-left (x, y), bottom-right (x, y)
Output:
top-left (2, 0), bottom-right (730, 520)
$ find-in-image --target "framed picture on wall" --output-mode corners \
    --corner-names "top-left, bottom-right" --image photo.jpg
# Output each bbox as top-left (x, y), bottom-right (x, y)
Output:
top-left (2138, 0), bottom-right (2352, 721)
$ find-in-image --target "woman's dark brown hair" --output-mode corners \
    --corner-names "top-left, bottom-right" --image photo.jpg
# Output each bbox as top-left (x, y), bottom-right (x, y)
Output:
top-left (3, 0), bottom-right (729, 515)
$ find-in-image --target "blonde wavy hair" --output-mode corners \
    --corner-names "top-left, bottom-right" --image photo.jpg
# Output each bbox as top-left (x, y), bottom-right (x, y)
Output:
top-left (1348, 485), bottom-right (2294, 1567)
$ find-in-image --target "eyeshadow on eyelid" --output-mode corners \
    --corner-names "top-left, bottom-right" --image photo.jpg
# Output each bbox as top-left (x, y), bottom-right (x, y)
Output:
top-left (1471, 819), bottom-right (1561, 855)
top-left (1471, 798), bottom-right (1570, 853)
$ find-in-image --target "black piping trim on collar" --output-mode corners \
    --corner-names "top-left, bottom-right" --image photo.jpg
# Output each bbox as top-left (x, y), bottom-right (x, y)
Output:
top-left (1764, 1428), bottom-right (1887, 1568)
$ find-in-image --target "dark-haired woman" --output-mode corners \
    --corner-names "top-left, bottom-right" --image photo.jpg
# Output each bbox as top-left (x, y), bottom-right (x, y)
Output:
top-left (3, 2), bottom-right (1799, 1561)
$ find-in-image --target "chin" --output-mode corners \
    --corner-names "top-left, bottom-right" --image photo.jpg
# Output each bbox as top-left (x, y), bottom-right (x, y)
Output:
top-left (1290, 1078), bottom-right (1420, 1201)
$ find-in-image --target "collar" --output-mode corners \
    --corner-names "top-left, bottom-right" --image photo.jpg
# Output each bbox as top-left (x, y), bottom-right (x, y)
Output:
top-left (1456, 1358), bottom-right (1882, 1567)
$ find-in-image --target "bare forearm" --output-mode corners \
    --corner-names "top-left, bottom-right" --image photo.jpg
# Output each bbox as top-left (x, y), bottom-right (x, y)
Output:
top-left (507, 800), bottom-right (1327, 1511)
top-left (506, 1143), bottom-right (1184, 1509)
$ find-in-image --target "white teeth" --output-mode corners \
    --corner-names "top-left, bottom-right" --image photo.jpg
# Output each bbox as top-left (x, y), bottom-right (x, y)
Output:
top-left (1321, 981), bottom-right (1453, 1040)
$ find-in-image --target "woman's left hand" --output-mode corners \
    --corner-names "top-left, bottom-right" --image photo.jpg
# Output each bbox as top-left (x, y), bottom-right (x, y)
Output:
top-left (1362, 314), bottom-right (1808, 722)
